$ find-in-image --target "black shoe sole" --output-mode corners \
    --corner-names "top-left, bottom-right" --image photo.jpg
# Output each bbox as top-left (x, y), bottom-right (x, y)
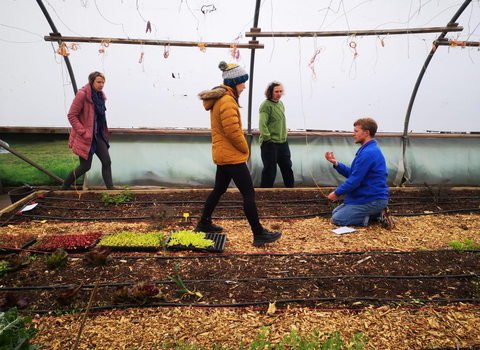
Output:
top-left (253, 233), bottom-right (282, 247)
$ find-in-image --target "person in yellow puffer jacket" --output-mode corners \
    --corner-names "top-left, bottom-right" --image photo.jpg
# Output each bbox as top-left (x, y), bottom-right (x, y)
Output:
top-left (195, 61), bottom-right (282, 247)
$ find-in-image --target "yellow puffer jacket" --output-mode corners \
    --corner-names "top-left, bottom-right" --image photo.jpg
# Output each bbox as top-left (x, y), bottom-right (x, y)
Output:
top-left (198, 85), bottom-right (249, 165)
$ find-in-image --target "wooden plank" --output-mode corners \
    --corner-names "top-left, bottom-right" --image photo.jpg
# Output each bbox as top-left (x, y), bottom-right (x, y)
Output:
top-left (44, 35), bottom-right (264, 49)
top-left (245, 26), bottom-right (463, 38)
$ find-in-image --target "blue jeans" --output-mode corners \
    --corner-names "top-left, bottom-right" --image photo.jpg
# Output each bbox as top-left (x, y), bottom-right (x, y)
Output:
top-left (331, 199), bottom-right (388, 227)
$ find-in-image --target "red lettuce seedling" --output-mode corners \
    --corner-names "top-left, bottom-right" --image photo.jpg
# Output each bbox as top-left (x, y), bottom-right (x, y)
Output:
top-left (7, 252), bottom-right (31, 271)
top-left (113, 282), bottom-right (162, 305)
top-left (143, 282), bottom-right (160, 297)
top-left (56, 283), bottom-right (83, 306)
top-left (83, 246), bottom-right (112, 267)
top-left (0, 292), bottom-right (29, 311)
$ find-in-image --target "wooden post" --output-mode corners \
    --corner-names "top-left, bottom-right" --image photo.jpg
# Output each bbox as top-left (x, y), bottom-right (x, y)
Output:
top-left (71, 281), bottom-right (100, 350)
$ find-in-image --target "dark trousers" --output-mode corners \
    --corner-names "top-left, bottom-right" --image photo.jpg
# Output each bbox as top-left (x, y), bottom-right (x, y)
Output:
top-left (202, 163), bottom-right (261, 230)
top-left (260, 141), bottom-right (294, 188)
top-left (63, 139), bottom-right (113, 188)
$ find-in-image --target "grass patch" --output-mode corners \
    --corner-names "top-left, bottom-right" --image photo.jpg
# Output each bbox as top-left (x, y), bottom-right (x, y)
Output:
top-left (0, 133), bottom-right (81, 187)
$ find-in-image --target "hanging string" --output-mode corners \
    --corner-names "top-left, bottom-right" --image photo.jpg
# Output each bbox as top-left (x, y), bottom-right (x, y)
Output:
top-left (347, 34), bottom-right (358, 80)
top-left (164, 44), bottom-right (170, 59)
top-left (56, 42), bottom-right (81, 57)
top-left (198, 41), bottom-right (206, 53)
top-left (448, 34), bottom-right (467, 49)
top-left (55, 55), bottom-right (82, 198)
top-left (308, 36), bottom-right (325, 82)
top-left (297, 38), bottom-right (328, 199)
top-left (348, 34), bottom-right (358, 59)
top-left (98, 39), bottom-right (110, 56)
top-left (139, 43), bottom-right (145, 64)
top-left (56, 42), bottom-right (69, 56)
top-left (93, 0), bottom-right (129, 38)
top-left (230, 34), bottom-right (241, 60)
top-left (378, 35), bottom-right (387, 47)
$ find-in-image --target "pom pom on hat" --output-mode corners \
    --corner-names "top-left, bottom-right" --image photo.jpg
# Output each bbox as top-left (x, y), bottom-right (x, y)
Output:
top-left (218, 61), bottom-right (228, 71)
top-left (219, 61), bottom-right (249, 86)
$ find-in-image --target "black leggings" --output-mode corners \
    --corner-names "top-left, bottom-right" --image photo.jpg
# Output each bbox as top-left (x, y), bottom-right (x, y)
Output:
top-left (63, 139), bottom-right (113, 188)
top-left (202, 163), bottom-right (260, 230)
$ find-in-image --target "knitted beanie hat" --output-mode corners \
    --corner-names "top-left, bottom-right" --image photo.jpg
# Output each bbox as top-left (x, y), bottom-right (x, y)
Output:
top-left (219, 61), bottom-right (249, 87)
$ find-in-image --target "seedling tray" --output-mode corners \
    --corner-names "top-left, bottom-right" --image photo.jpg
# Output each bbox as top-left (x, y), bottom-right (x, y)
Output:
top-left (104, 245), bottom-right (160, 253)
top-left (32, 240), bottom-right (100, 253)
top-left (98, 233), bottom-right (161, 252)
top-left (0, 237), bottom-right (37, 254)
top-left (166, 233), bottom-right (227, 253)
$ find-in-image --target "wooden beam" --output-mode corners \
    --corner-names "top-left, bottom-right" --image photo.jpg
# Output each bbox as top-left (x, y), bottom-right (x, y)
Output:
top-left (245, 25), bottom-right (463, 38)
top-left (1, 127), bottom-right (479, 138)
top-left (44, 35), bottom-right (264, 49)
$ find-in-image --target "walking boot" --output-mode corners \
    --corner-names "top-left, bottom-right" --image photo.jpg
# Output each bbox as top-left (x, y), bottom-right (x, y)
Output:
top-left (252, 226), bottom-right (282, 247)
top-left (194, 216), bottom-right (223, 233)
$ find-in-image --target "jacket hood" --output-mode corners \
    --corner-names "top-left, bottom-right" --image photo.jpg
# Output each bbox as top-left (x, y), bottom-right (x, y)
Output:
top-left (198, 85), bottom-right (232, 111)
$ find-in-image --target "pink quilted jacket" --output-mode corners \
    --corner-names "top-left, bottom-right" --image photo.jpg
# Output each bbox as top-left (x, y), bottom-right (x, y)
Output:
top-left (67, 83), bottom-right (108, 160)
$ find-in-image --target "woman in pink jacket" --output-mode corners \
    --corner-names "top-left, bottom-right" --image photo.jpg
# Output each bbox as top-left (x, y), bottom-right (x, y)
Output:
top-left (60, 72), bottom-right (114, 190)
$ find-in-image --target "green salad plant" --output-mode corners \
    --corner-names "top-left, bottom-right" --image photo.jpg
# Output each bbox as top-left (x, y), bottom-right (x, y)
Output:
top-left (101, 185), bottom-right (133, 206)
top-left (0, 307), bottom-right (42, 349)
top-left (45, 248), bottom-right (69, 269)
top-left (98, 231), bottom-right (162, 247)
top-left (167, 230), bottom-right (214, 249)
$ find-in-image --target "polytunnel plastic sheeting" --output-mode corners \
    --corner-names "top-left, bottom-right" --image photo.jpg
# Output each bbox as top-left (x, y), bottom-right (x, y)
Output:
top-left (83, 133), bottom-right (403, 188)
top-left (404, 137), bottom-right (480, 186)
top-left (85, 134), bottom-right (216, 188)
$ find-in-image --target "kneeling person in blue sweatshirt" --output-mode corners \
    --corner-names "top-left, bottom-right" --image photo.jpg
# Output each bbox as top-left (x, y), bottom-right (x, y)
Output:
top-left (325, 118), bottom-right (395, 229)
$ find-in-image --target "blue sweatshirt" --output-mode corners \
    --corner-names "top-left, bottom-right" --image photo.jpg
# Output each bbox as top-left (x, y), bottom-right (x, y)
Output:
top-left (333, 139), bottom-right (389, 205)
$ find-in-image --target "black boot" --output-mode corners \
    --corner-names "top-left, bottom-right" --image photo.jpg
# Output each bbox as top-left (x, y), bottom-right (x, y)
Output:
top-left (252, 226), bottom-right (282, 247)
top-left (194, 216), bottom-right (223, 233)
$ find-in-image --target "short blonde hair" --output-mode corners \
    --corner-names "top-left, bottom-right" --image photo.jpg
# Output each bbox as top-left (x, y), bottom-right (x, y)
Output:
top-left (354, 118), bottom-right (378, 137)
top-left (88, 71), bottom-right (106, 85)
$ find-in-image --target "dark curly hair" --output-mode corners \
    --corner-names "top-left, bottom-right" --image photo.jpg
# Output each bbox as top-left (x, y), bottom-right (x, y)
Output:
top-left (264, 81), bottom-right (284, 100)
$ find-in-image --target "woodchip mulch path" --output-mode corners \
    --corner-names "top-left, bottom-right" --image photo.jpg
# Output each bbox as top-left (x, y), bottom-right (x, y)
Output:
top-left (1, 193), bottom-right (480, 349)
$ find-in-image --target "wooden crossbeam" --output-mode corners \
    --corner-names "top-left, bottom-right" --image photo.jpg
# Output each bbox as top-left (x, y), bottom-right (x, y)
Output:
top-left (44, 35), bottom-right (264, 49)
top-left (434, 39), bottom-right (480, 47)
top-left (245, 25), bottom-right (463, 38)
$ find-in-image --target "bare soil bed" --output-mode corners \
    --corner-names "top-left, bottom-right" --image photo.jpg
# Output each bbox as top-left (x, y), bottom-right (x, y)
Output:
top-left (1, 250), bottom-right (479, 313)
top-left (2, 187), bottom-right (479, 222)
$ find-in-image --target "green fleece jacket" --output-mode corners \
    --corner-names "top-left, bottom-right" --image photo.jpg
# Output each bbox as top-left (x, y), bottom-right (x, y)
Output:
top-left (259, 99), bottom-right (288, 146)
